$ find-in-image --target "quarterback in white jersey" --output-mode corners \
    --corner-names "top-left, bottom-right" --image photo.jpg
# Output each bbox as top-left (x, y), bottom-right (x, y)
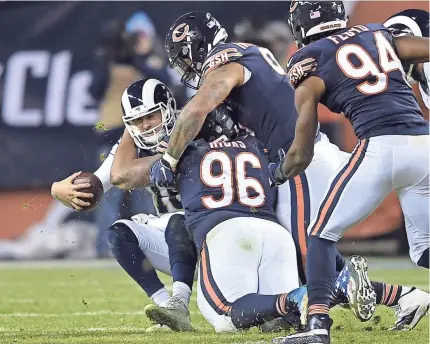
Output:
top-left (51, 79), bottom-right (194, 332)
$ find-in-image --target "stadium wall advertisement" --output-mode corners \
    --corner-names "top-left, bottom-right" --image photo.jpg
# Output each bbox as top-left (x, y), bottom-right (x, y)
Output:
top-left (0, 1), bottom-right (427, 254)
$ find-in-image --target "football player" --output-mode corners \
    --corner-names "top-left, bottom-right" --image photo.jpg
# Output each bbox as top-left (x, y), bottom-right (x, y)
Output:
top-left (151, 109), bottom-right (311, 332)
top-left (151, 9), bottom-right (369, 312)
top-left (384, 9), bottom-right (429, 109)
top-left (273, 2), bottom-right (429, 343)
top-left (52, 78), bottom-right (196, 332)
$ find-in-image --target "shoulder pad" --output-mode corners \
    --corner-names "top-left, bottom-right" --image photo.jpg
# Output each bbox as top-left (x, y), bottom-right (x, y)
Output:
top-left (202, 43), bottom-right (243, 78)
top-left (287, 47), bottom-right (318, 88)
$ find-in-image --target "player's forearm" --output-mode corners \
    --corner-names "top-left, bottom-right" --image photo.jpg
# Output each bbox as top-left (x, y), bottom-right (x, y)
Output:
top-left (394, 36), bottom-right (429, 63)
top-left (111, 155), bottom-right (160, 190)
top-left (166, 110), bottom-right (206, 160)
top-left (166, 64), bottom-right (239, 161)
top-left (281, 99), bottom-right (318, 179)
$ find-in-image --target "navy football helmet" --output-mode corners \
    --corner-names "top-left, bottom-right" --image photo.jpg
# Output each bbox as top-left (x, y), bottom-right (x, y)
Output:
top-left (288, 1), bottom-right (348, 48)
top-left (195, 102), bottom-right (240, 143)
top-left (384, 9), bottom-right (429, 92)
top-left (165, 11), bottom-right (228, 89)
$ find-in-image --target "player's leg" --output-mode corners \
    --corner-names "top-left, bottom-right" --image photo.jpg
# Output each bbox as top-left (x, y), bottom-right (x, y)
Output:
top-left (196, 217), bottom-right (260, 332)
top-left (277, 134), bottom-right (348, 284)
top-left (144, 214), bottom-right (196, 332)
top-left (200, 218), bottom-right (306, 331)
top-left (393, 134), bottom-right (429, 269)
top-left (278, 139), bottom-right (393, 344)
top-left (164, 214), bottom-right (197, 305)
top-left (106, 219), bottom-right (171, 306)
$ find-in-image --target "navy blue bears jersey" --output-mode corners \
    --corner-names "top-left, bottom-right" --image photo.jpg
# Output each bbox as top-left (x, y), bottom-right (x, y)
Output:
top-left (176, 135), bottom-right (278, 250)
top-left (138, 148), bottom-right (182, 215)
top-left (201, 42), bottom-right (300, 162)
top-left (287, 24), bottom-right (429, 139)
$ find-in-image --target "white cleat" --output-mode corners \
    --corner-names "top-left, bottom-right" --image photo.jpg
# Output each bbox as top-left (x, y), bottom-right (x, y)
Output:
top-left (144, 295), bottom-right (193, 332)
top-left (347, 255), bottom-right (376, 322)
top-left (390, 288), bottom-right (430, 330)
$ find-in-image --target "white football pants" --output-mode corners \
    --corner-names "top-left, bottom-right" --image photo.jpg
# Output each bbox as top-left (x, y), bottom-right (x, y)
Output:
top-left (196, 217), bottom-right (299, 331)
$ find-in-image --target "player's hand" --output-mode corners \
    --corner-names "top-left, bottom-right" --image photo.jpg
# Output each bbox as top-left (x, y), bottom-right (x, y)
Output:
top-left (50, 171), bottom-right (94, 211)
top-left (150, 157), bottom-right (176, 189)
top-left (269, 149), bottom-right (288, 186)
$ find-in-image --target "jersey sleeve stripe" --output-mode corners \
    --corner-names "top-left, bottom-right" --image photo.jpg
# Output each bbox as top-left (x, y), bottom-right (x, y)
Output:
top-left (202, 48), bottom-right (242, 77)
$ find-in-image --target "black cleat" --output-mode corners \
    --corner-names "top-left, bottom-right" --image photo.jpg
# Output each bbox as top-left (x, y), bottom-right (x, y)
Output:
top-left (272, 314), bottom-right (332, 344)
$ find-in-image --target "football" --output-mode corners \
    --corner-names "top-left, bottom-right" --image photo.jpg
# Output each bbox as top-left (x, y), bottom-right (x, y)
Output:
top-left (73, 172), bottom-right (104, 211)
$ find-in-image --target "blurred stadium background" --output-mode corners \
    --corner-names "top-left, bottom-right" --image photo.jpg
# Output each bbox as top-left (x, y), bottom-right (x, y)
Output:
top-left (0, 1), bottom-right (428, 260)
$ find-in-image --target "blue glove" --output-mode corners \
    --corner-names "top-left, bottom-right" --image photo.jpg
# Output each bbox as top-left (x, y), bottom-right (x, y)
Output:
top-left (150, 157), bottom-right (176, 188)
top-left (269, 149), bottom-right (288, 187)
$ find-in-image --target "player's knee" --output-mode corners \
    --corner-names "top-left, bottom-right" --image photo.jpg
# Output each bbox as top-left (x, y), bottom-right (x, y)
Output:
top-left (213, 315), bottom-right (238, 333)
top-left (106, 222), bottom-right (138, 249)
top-left (165, 214), bottom-right (197, 262)
top-left (416, 248), bottom-right (429, 269)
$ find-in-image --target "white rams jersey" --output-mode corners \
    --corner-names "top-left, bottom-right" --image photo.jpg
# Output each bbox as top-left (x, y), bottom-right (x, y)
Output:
top-left (93, 139), bottom-right (183, 216)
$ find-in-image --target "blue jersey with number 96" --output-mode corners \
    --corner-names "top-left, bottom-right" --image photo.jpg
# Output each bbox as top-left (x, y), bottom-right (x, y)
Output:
top-left (176, 135), bottom-right (278, 250)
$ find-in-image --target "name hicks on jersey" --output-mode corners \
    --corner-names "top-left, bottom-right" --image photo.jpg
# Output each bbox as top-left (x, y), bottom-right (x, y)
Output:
top-left (209, 140), bottom-right (247, 149)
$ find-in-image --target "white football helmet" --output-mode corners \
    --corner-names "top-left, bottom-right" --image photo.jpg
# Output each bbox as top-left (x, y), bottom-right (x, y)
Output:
top-left (121, 79), bottom-right (177, 150)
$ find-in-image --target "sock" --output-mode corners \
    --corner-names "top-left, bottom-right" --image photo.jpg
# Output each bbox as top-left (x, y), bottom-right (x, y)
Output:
top-left (230, 287), bottom-right (307, 329)
top-left (335, 248), bottom-right (346, 272)
top-left (165, 214), bottom-right (197, 289)
top-left (372, 281), bottom-right (404, 306)
top-left (417, 248), bottom-right (429, 268)
top-left (306, 236), bottom-right (337, 316)
top-left (151, 287), bottom-right (171, 307)
top-left (106, 222), bottom-right (165, 297)
top-left (172, 281), bottom-right (192, 306)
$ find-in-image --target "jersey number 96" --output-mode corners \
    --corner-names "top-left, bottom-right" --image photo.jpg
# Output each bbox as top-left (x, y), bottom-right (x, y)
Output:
top-left (200, 151), bottom-right (265, 209)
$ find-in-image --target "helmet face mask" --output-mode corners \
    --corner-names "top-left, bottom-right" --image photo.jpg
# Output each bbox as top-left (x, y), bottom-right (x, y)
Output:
top-left (121, 79), bottom-right (177, 151)
top-left (165, 11), bottom-right (228, 89)
top-left (288, 1), bottom-right (348, 48)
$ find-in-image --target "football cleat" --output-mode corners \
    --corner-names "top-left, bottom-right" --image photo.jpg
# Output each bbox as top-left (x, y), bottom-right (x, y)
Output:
top-left (272, 314), bottom-right (332, 344)
top-left (346, 255), bottom-right (376, 322)
top-left (389, 287), bottom-right (430, 330)
top-left (144, 294), bottom-right (193, 332)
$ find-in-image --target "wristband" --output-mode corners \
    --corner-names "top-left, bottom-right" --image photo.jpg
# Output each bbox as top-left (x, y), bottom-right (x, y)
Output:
top-left (163, 152), bottom-right (179, 169)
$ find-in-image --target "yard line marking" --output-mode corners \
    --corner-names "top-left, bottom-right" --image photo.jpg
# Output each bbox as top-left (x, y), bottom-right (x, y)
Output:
top-left (0, 310), bottom-right (201, 317)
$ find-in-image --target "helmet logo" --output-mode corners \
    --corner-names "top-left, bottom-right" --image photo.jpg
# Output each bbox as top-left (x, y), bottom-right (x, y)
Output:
top-left (172, 23), bottom-right (190, 42)
top-left (310, 11), bottom-right (321, 19)
top-left (290, 0), bottom-right (298, 12)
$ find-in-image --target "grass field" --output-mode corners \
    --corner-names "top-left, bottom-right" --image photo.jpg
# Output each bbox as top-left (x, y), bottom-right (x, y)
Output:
top-left (0, 259), bottom-right (428, 344)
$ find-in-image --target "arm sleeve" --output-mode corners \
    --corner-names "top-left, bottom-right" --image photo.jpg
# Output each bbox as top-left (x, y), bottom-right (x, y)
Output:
top-left (93, 139), bottom-right (121, 193)
top-left (201, 43), bottom-right (243, 78)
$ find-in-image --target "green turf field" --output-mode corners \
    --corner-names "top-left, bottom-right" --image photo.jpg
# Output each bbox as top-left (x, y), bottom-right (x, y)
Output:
top-left (0, 261), bottom-right (428, 344)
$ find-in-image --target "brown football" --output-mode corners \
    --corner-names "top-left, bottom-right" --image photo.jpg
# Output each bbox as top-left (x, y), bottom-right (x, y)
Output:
top-left (73, 172), bottom-right (104, 211)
